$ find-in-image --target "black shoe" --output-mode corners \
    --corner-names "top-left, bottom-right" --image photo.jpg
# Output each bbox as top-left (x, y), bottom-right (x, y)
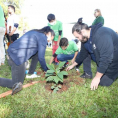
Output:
top-left (12, 82), bottom-right (23, 95)
top-left (80, 72), bottom-right (92, 79)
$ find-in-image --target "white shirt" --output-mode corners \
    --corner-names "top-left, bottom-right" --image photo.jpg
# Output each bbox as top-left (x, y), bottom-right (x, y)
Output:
top-left (7, 14), bottom-right (19, 34)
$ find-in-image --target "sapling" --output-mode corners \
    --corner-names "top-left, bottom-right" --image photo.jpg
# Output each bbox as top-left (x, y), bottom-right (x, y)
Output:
top-left (45, 62), bottom-right (68, 93)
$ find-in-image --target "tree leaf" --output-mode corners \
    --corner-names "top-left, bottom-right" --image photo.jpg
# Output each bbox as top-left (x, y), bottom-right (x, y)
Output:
top-left (59, 71), bottom-right (68, 75)
top-left (51, 86), bottom-right (55, 90)
top-left (55, 87), bottom-right (59, 91)
top-left (46, 63), bottom-right (55, 70)
top-left (58, 85), bottom-right (62, 89)
top-left (54, 76), bottom-right (60, 84)
top-left (45, 73), bottom-right (53, 77)
top-left (57, 73), bottom-right (63, 80)
top-left (56, 68), bottom-right (60, 72)
top-left (47, 70), bottom-right (55, 73)
top-left (53, 89), bottom-right (57, 93)
top-left (46, 76), bottom-right (54, 82)
top-left (58, 62), bottom-right (65, 68)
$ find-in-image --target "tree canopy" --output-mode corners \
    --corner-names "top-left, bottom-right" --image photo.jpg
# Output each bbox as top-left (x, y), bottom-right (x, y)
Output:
top-left (0, 0), bottom-right (24, 17)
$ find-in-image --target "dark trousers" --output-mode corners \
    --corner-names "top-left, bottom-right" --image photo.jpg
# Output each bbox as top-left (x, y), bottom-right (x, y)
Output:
top-left (99, 75), bottom-right (113, 86)
top-left (0, 55), bottom-right (25, 88)
top-left (7, 33), bottom-right (19, 42)
top-left (83, 54), bottom-right (92, 76)
top-left (28, 53), bottom-right (39, 74)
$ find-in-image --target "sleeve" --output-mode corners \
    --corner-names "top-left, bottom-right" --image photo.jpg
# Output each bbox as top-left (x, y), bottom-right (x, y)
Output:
top-left (75, 43), bottom-right (89, 66)
top-left (55, 46), bottom-right (62, 55)
top-left (96, 33), bottom-right (113, 74)
top-left (59, 30), bottom-right (62, 35)
top-left (38, 37), bottom-right (48, 71)
top-left (53, 53), bottom-right (57, 57)
top-left (14, 23), bottom-right (19, 28)
top-left (73, 42), bottom-right (79, 52)
top-left (58, 21), bottom-right (63, 32)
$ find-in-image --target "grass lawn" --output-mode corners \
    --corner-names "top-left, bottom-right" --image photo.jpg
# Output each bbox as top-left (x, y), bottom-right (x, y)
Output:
top-left (0, 47), bottom-right (118, 118)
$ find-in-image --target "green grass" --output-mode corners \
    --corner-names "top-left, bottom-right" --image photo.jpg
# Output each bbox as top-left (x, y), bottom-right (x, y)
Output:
top-left (0, 47), bottom-right (118, 118)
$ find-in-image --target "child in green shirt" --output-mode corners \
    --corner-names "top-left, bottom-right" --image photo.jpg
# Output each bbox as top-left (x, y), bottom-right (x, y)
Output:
top-left (49, 38), bottom-right (79, 68)
top-left (47, 14), bottom-right (63, 65)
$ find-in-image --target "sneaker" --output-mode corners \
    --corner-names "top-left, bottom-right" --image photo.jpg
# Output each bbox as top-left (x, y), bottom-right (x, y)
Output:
top-left (63, 62), bottom-right (69, 68)
top-left (12, 82), bottom-right (23, 95)
top-left (26, 74), bottom-right (40, 79)
top-left (25, 70), bottom-right (37, 75)
top-left (75, 67), bottom-right (80, 72)
top-left (80, 72), bottom-right (92, 79)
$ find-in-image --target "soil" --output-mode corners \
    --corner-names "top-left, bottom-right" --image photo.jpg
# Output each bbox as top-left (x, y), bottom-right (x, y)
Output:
top-left (37, 70), bottom-right (45, 77)
top-left (45, 72), bottom-right (85, 93)
top-left (37, 69), bottom-right (85, 93)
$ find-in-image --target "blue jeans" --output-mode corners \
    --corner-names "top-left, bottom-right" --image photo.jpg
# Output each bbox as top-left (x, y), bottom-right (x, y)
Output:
top-left (57, 52), bottom-right (80, 62)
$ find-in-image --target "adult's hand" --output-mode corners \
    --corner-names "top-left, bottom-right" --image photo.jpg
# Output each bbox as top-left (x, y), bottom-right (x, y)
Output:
top-left (90, 72), bottom-right (103, 90)
top-left (90, 77), bottom-right (100, 90)
top-left (66, 65), bottom-right (74, 71)
top-left (66, 62), bottom-right (78, 71)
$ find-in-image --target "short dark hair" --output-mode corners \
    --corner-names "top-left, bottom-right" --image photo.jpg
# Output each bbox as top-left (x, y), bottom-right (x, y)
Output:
top-left (8, 5), bottom-right (15, 12)
top-left (59, 38), bottom-right (68, 47)
top-left (47, 14), bottom-right (55, 22)
top-left (72, 18), bottom-right (89, 34)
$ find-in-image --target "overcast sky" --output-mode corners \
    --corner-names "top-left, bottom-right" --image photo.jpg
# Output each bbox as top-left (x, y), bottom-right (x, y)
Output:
top-left (21, 0), bottom-right (118, 39)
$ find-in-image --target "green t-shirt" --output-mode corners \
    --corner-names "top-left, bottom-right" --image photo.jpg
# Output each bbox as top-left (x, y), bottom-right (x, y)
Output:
top-left (92, 16), bottom-right (104, 25)
top-left (48, 20), bottom-right (63, 41)
top-left (0, 6), bottom-right (5, 27)
top-left (55, 41), bottom-right (78, 55)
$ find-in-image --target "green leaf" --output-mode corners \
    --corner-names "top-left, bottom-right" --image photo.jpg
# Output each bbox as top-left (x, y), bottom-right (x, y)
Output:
top-left (46, 76), bottom-right (54, 82)
top-left (45, 73), bottom-right (53, 77)
top-left (56, 68), bottom-right (60, 72)
top-left (47, 70), bottom-right (55, 73)
top-left (58, 85), bottom-right (62, 89)
top-left (57, 73), bottom-right (63, 80)
top-left (51, 86), bottom-right (55, 90)
top-left (55, 87), bottom-right (59, 91)
top-left (54, 76), bottom-right (60, 84)
top-left (59, 71), bottom-right (68, 75)
top-left (53, 89), bottom-right (57, 93)
top-left (46, 63), bottom-right (55, 70)
top-left (58, 62), bottom-right (65, 68)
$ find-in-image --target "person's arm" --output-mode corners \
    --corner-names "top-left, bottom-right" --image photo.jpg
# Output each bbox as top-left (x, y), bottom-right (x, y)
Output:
top-left (67, 43), bottom-right (88, 71)
top-left (38, 41), bottom-right (48, 72)
top-left (90, 72), bottom-right (103, 90)
top-left (57, 21), bottom-right (63, 45)
top-left (9, 26), bottom-right (17, 36)
top-left (90, 33), bottom-right (113, 90)
top-left (49, 56), bottom-right (54, 65)
top-left (71, 51), bottom-right (78, 64)
top-left (57, 32), bottom-right (62, 46)
top-left (75, 43), bottom-right (89, 66)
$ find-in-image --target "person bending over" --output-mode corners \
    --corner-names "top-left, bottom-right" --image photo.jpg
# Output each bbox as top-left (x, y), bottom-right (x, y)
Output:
top-left (0, 26), bottom-right (55, 94)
